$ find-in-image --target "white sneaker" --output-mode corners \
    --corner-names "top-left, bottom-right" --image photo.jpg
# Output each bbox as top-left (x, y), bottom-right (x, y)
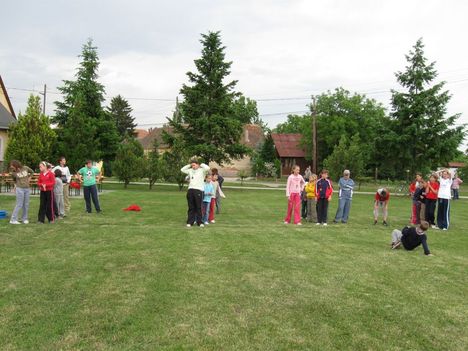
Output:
top-left (442, 228), bottom-right (447, 231)
top-left (210, 220), bottom-right (216, 224)
top-left (9, 220), bottom-right (20, 224)
top-left (297, 222), bottom-right (302, 226)
top-left (316, 223), bottom-right (321, 225)
top-left (204, 221), bottom-right (209, 225)
top-left (323, 223), bottom-right (328, 226)
top-left (23, 220), bottom-right (29, 224)
top-left (186, 224), bottom-right (191, 228)
top-left (431, 225), bottom-right (439, 229)
top-left (284, 221), bottom-right (289, 224)
top-left (200, 224), bottom-right (205, 228)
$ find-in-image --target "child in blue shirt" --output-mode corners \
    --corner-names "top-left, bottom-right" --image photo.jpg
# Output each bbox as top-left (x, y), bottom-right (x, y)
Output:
top-left (202, 174), bottom-right (214, 225)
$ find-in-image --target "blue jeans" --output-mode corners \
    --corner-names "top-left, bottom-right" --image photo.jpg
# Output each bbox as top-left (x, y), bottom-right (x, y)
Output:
top-left (334, 197), bottom-right (352, 223)
top-left (202, 201), bottom-right (210, 223)
top-left (11, 187), bottom-right (30, 222)
top-left (83, 185), bottom-right (101, 213)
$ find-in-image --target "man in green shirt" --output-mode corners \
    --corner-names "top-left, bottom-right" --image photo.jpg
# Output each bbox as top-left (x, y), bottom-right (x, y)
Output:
top-left (77, 160), bottom-right (102, 213)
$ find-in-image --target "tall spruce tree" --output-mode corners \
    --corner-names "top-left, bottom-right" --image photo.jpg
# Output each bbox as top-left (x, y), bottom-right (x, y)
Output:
top-left (54, 39), bottom-right (119, 173)
top-left (168, 31), bottom-right (252, 164)
top-left (389, 38), bottom-right (465, 175)
top-left (107, 95), bottom-right (137, 140)
top-left (5, 95), bottom-right (56, 169)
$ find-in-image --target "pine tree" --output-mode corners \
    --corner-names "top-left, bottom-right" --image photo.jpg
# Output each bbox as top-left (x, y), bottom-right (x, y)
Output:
top-left (145, 139), bottom-right (162, 190)
top-left (107, 95), bottom-right (137, 140)
top-left (389, 38), bottom-right (465, 174)
top-left (5, 95), bottom-right (56, 169)
top-left (168, 31), bottom-right (252, 164)
top-left (54, 39), bottom-right (119, 172)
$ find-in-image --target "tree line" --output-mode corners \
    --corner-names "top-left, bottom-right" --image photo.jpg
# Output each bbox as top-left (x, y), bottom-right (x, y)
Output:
top-left (4, 35), bottom-right (466, 184)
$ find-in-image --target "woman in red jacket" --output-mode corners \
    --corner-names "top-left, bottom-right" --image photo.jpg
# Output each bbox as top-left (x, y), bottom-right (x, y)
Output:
top-left (37, 161), bottom-right (56, 224)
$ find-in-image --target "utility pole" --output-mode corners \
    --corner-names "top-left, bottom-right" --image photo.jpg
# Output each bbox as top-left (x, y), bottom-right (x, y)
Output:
top-left (39, 84), bottom-right (47, 115)
top-left (311, 95), bottom-right (317, 174)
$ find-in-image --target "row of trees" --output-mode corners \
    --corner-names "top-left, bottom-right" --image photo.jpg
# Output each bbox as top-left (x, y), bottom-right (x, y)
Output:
top-left (273, 39), bottom-right (466, 180)
top-left (5, 35), bottom-right (466, 184)
top-left (6, 40), bottom-right (138, 173)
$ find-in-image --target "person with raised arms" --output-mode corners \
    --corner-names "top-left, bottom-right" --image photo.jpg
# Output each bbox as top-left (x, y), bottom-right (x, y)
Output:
top-left (181, 159), bottom-right (210, 227)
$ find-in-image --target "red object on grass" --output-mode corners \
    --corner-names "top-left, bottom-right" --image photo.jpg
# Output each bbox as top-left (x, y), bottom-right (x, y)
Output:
top-left (123, 204), bottom-right (141, 211)
top-left (70, 181), bottom-right (81, 189)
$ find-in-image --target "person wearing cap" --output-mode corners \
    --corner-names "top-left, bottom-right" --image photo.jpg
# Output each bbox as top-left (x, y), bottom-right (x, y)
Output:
top-left (181, 159), bottom-right (210, 227)
top-left (333, 169), bottom-right (355, 224)
top-left (374, 188), bottom-right (390, 226)
top-left (77, 160), bottom-right (102, 213)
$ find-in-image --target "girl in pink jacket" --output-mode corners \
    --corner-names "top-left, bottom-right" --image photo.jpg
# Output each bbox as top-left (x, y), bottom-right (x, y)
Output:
top-left (284, 165), bottom-right (306, 225)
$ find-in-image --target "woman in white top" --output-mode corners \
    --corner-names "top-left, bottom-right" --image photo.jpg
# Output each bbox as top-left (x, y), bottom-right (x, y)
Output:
top-left (436, 169), bottom-right (453, 230)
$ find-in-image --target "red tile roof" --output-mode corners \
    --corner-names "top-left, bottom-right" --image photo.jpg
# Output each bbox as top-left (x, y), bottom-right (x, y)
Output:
top-left (134, 128), bottom-right (150, 139)
top-left (271, 133), bottom-right (306, 157)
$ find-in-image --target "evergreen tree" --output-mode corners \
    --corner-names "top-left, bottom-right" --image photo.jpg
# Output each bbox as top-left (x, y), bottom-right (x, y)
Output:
top-left (145, 139), bottom-right (162, 190)
top-left (112, 138), bottom-right (145, 188)
top-left (168, 31), bottom-right (252, 164)
top-left (107, 95), bottom-right (137, 140)
top-left (389, 38), bottom-right (465, 175)
top-left (54, 39), bottom-right (119, 172)
top-left (6, 95), bottom-right (56, 169)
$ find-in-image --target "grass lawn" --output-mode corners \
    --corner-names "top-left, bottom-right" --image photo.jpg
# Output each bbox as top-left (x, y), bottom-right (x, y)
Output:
top-left (0, 184), bottom-right (467, 350)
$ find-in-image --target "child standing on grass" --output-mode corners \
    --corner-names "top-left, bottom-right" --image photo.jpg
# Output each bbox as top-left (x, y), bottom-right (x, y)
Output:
top-left (374, 188), bottom-right (390, 226)
top-left (390, 221), bottom-right (432, 256)
top-left (412, 180), bottom-right (426, 225)
top-left (54, 169), bottom-right (65, 219)
top-left (305, 174), bottom-right (317, 223)
top-left (425, 174), bottom-right (439, 228)
top-left (451, 174), bottom-right (463, 200)
top-left (37, 161), bottom-right (56, 224)
top-left (209, 174), bottom-right (219, 224)
top-left (202, 174), bottom-right (214, 225)
top-left (409, 173), bottom-right (423, 224)
top-left (301, 186), bottom-right (308, 219)
top-left (315, 169), bottom-right (333, 226)
top-left (9, 160), bottom-right (34, 225)
top-left (436, 169), bottom-right (452, 230)
top-left (284, 165), bottom-right (305, 225)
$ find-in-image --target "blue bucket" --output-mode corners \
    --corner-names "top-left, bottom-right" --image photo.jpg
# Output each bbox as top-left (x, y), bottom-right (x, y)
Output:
top-left (0, 210), bottom-right (7, 219)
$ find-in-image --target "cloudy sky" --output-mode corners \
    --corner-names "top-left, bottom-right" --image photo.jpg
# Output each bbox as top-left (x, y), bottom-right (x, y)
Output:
top-left (2, 0), bottom-right (468, 135)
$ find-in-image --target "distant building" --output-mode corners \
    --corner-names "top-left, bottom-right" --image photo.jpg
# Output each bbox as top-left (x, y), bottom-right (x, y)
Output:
top-left (271, 133), bottom-right (311, 176)
top-left (0, 75), bottom-right (17, 169)
top-left (138, 124), bottom-right (265, 177)
top-left (134, 128), bottom-right (150, 140)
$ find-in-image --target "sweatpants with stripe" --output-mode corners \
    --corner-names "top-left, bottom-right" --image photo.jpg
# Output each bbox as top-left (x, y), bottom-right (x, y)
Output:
top-left (436, 198), bottom-right (450, 230)
top-left (38, 190), bottom-right (55, 223)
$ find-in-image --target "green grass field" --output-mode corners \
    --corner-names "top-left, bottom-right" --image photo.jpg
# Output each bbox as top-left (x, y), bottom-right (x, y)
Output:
top-left (0, 185), bottom-right (467, 350)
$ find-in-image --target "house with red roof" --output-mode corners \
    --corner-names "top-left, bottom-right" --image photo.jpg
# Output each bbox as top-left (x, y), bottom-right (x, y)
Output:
top-left (271, 133), bottom-right (312, 176)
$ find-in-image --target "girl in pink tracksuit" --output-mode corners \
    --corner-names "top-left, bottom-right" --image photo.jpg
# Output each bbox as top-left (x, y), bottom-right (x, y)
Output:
top-left (284, 165), bottom-right (306, 225)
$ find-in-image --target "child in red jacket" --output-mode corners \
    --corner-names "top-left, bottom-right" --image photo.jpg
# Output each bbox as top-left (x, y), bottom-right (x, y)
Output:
top-left (315, 169), bottom-right (333, 226)
top-left (37, 161), bottom-right (56, 224)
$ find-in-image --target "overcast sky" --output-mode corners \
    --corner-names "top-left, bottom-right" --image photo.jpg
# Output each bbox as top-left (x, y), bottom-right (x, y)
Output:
top-left (2, 0), bottom-right (467, 137)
